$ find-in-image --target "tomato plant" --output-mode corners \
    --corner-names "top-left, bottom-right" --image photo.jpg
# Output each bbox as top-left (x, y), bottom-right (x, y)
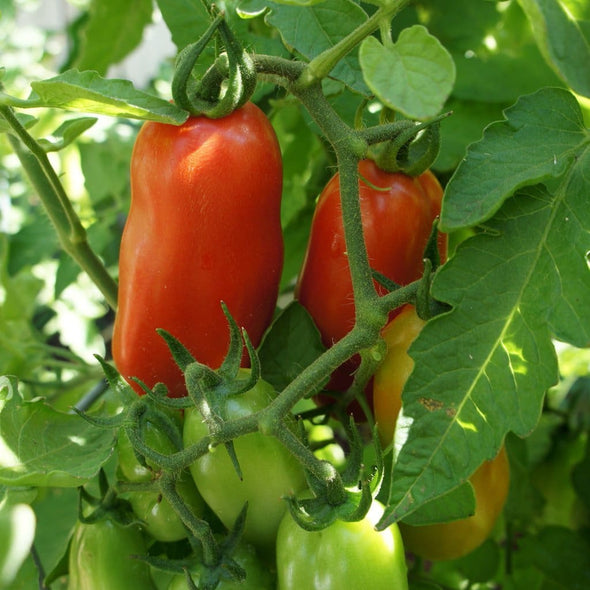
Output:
top-left (373, 304), bottom-right (426, 446)
top-left (374, 305), bottom-right (510, 560)
top-left (183, 370), bottom-right (307, 550)
top-left (166, 541), bottom-right (274, 589)
top-left (276, 499), bottom-right (408, 589)
top-left (116, 419), bottom-right (206, 542)
top-left (67, 518), bottom-right (156, 590)
top-left (295, 159), bottom-right (445, 394)
top-left (400, 447), bottom-right (510, 561)
top-left (1, 1), bottom-right (589, 589)
top-left (112, 102), bottom-right (283, 397)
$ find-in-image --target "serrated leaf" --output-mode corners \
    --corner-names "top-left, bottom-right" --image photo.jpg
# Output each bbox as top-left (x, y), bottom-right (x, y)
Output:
top-left (359, 25), bottom-right (455, 120)
top-left (37, 117), bottom-right (97, 152)
top-left (29, 70), bottom-right (188, 124)
top-left (76, 0), bottom-right (153, 75)
top-left (381, 164), bottom-right (590, 525)
top-left (266, 0), bottom-right (369, 94)
top-left (401, 479), bottom-right (476, 526)
top-left (518, 0), bottom-right (590, 97)
top-left (0, 376), bottom-right (116, 486)
top-left (440, 88), bottom-right (589, 231)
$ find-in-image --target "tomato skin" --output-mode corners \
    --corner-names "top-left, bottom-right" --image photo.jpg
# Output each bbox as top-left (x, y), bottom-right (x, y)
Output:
top-left (112, 102), bottom-right (283, 397)
top-left (183, 371), bottom-right (307, 550)
top-left (295, 159), bottom-right (445, 394)
top-left (373, 304), bottom-right (426, 446)
top-left (373, 306), bottom-right (510, 561)
top-left (117, 422), bottom-right (206, 542)
top-left (400, 448), bottom-right (510, 561)
top-left (67, 519), bottom-right (156, 590)
top-left (276, 500), bottom-right (408, 589)
top-left (167, 541), bottom-right (274, 589)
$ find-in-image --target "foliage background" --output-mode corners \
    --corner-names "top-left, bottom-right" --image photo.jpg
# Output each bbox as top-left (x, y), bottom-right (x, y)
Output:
top-left (1, 0), bottom-right (590, 588)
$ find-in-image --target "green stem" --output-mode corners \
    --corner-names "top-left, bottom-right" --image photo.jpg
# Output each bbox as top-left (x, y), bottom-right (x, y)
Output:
top-left (1, 106), bottom-right (118, 310)
top-left (296, 1), bottom-right (409, 88)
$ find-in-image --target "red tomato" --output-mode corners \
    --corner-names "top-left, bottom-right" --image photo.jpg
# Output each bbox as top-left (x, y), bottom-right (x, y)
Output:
top-left (295, 159), bottom-right (445, 398)
top-left (112, 103), bottom-right (283, 396)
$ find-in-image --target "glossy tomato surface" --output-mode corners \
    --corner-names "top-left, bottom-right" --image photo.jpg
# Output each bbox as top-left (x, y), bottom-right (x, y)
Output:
top-left (67, 519), bottom-right (156, 590)
top-left (117, 420), bottom-right (206, 542)
top-left (400, 448), bottom-right (510, 561)
top-left (183, 370), bottom-right (307, 550)
top-left (295, 159), bottom-right (445, 394)
top-left (373, 304), bottom-right (426, 446)
top-left (276, 500), bottom-right (408, 589)
top-left (113, 102), bottom-right (283, 397)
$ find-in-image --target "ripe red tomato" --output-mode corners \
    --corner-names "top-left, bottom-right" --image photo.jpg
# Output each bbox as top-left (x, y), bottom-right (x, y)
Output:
top-left (295, 159), bottom-right (445, 397)
top-left (112, 103), bottom-right (283, 397)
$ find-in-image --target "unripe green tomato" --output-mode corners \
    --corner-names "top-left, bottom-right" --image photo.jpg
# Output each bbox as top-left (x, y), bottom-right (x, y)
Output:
top-left (117, 420), bottom-right (206, 542)
top-left (67, 519), bottom-right (156, 590)
top-left (276, 500), bottom-right (408, 589)
top-left (127, 473), bottom-right (206, 543)
top-left (183, 370), bottom-right (307, 550)
top-left (167, 541), bottom-right (274, 589)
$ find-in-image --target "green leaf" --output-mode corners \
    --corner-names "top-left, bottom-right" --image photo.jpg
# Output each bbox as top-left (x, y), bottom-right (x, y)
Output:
top-left (29, 70), bottom-right (188, 124)
top-left (381, 169), bottom-right (590, 524)
top-left (518, 0), bottom-right (590, 97)
top-left (0, 112), bottom-right (37, 134)
top-left (0, 376), bottom-right (116, 487)
top-left (515, 526), bottom-right (590, 589)
top-left (440, 88), bottom-right (589, 231)
top-left (266, 0), bottom-right (369, 94)
top-left (434, 98), bottom-right (505, 173)
top-left (0, 503), bottom-right (35, 587)
top-left (37, 117), bottom-right (98, 152)
top-left (401, 480), bottom-right (476, 526)
top-left (156, 0), bottom-right (212, 50)
top-left (75, 0), bottom-right (153, 75)
top-left (359, 25), bottom-right (456, 119)
top-left (259, 302), bottom-right (326, 391)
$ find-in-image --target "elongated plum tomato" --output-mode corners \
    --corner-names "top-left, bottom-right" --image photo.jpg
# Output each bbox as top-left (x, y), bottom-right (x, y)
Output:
top-left (183, 370), bottom-right (307, 550)
top-left (373, 305), bottom-right (510, 560)
top-left (295, 159), bottom-right (445, 397)
top-left (67, 519), bottom-right (156, 590)
top-left (112, 103), bottom-right (283, 397)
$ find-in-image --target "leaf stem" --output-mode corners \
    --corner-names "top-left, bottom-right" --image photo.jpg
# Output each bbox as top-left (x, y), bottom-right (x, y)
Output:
top-left (0, 105), bottom-right (118, 310)
top-left (296, 1), bottom-right (409, 88)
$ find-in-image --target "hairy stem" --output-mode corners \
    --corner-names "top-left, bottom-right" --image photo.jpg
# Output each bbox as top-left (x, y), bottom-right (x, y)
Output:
top-left (1, 106), bottom-right (118, 310)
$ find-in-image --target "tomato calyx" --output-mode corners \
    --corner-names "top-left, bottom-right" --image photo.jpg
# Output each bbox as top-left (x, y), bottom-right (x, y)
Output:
top-left (287, 419), bottom-right (384, 531)
top-left (171, 10), bottom-right (257, 119)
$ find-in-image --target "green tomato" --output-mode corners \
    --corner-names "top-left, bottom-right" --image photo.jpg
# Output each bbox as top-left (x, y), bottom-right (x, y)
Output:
top-left (117, 418), bottom-right (206, 542)
top-left (127, 472), bottom-right (206, 542)
top-left (276, 500), bottom-right (408, 590)
top-left (167, 541), bottom-right (274, 589)
top-left (68, 518), bottom-right (156, 590)
top-left (183, 370), bottom-right (307, 550)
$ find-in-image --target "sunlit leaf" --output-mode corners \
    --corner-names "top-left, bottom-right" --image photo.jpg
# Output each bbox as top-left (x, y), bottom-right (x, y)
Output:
top-left (29, 70), bottom-right (187, 123)
top-left (0, 376), bottom-right (116, 487)
top-left (359, 25), bottom-right (455, 119)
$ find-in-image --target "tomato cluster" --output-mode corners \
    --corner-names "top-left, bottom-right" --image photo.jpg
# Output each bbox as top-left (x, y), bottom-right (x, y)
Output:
top-left (67, 103), bottom-right (508, 589)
